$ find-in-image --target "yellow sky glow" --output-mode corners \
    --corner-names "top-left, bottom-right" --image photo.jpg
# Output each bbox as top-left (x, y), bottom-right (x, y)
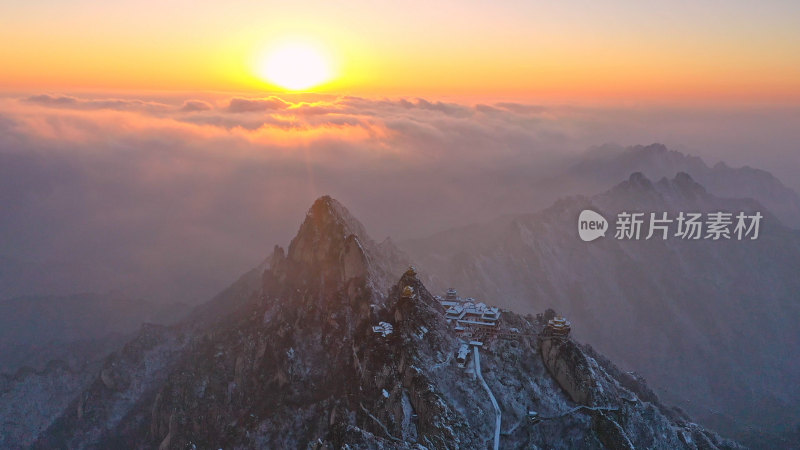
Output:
top-left (1, 1), bottom-right (799, 104)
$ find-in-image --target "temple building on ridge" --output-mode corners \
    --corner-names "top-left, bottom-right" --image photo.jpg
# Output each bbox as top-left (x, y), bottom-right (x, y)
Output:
top-left (544, 316), bottom-right (571, 337)
top-left (436, 288), bottom-right (501, 330)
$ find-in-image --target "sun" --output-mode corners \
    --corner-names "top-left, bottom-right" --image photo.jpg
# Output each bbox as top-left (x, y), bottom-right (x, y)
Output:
top-left (257, 40), bottom-right (334, 91)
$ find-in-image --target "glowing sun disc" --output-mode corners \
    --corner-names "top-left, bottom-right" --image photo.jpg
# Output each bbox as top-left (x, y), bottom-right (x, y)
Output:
top-left (258, 41), bottom-right (333, 91)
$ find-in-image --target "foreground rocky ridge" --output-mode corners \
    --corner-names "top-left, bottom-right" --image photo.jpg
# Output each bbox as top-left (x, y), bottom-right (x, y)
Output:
top-left (17, 196), bottom-right (741, 449)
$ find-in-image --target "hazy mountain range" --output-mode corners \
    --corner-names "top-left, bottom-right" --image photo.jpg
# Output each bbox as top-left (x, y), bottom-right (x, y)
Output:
top-left (565, 143), bottom-right (800, 228)
top-left (0, 294), bottom-right (186, 374)
top-left (3, 142), bottom-right (798, 309)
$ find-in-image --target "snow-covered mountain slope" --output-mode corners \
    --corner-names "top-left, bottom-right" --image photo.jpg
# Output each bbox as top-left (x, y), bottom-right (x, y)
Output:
top-left (4, 196), bottom-right (740, 449)
top-left (403, 173), bottom-right (800, 448)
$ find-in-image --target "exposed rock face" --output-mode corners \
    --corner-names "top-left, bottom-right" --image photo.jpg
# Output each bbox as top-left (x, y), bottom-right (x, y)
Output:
top-left (25, 196), bottom-right (741, 449)
top-left (537, 331), bottom-right (742, 450)
top-left (286, 195), bottom-right (408, 297)
top-left (540, 337), bottom-right (598, 406)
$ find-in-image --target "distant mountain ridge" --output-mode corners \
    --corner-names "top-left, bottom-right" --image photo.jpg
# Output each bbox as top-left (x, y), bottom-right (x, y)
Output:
top-left (0, 293), bottom-right (187, 373)
top-left (569, 143), bottom-right (800, 228)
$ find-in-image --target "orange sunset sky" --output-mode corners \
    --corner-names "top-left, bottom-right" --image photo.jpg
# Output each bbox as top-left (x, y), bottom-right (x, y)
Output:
top-left (2, 0), bottom-right (800, 104)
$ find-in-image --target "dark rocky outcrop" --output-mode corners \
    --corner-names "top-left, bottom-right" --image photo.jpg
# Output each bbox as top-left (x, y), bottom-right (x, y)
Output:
top-left (539, 337), bottom-right (599, 406)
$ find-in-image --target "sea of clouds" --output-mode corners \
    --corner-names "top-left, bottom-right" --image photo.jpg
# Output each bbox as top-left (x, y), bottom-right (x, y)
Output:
top-left (1, 93), bottom-right (798, 303)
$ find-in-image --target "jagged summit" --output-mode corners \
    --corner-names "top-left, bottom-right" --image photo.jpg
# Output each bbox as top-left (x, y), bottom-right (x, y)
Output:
top-left (297, 196), bottom-right (371, 247)
top-left (622, 171), bottom-right (655, 190)
top-left (600, 172), bottom-right (666, 208)
top-left (612, 171), bottom-right (703, 194)
top-left (600, 171), bottom-right (715, 210)
top-left (289, 196), bottom-right (367, 262)
top-left (655, 172), bottom-right (708, 200)
top-left (284, 195), bottom-right (408, 296)
top-left (285, 195), bottom-right (372, 282)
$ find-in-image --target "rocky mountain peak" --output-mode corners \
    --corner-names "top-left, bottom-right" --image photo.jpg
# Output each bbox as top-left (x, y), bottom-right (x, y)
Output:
top-left (625, 143), bottom-right (706, 170)
top-left (601, 172), bottom-right (661, 205)
top-left (635, 142), bottom-right (668, 154)
top-left (599, 172), bottom-right (714, 211)
top-left (283, 196), bottom-right (376, 286)
top-left (673, 171), bottom-right (695, 185)
top-left (309, 195), bottom-right (370, 239)
top-left (655, 171), bottom-right (708, 200)
top-left (627, 171), bottom-right (654, 189)
top-left (283, 196), bottom-right (409, 298)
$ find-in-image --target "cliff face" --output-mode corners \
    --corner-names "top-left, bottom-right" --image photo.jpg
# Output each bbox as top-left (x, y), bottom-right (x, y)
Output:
top-left (27, 196), bottom-right (741, 449)
top-left (539, 337), bottom-right (598, 406)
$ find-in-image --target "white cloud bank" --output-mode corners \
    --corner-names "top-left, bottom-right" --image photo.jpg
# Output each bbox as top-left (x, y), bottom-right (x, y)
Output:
top-left (0, 93), bottom-right (798, 303)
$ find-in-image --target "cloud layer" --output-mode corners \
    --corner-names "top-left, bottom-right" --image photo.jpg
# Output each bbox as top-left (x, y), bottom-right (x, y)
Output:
top-left (1, 93), bottom-right (798, 303)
